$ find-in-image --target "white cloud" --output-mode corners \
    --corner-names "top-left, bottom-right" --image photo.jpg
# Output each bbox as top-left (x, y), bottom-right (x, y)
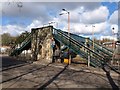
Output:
top-left (26, 20), bottom-right (42, 31)
top-left (1, 25), bottom-right (25, 36)
top-left (109, 10), bottom-right (118, 24)
top-left (1, 20), bottom-right (43, 36)
top-left (2, 2), bottom-right (51, 23)
top-left (62, 22), bottom-right (109, 35)
top-left (58, 6), bottom-right (109, 24)
top-left (81, 6), bottom-right (109, 24)
top-left (2, 2), bottom-right (116, 39)
top-left (2, 2), bottom-right (100, 21)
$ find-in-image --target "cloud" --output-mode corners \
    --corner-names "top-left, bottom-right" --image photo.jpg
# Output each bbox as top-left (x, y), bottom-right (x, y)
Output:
top-left (56, 5), bottom-right (109, 24)
top-left (2, 2), bottom-right (101, 23)
top-left (1, 19), bottom-right (43, 36)
top-left (2, 2), bottom-right (51, 23)
top-left (108, 10), bottom-right (119, 39)
top-left (1, 2), bottom-right (117, 39)
top-left (1, 18), bottom-right (62, 37)
top-left (1, 25), bottom-right (25, 36)
top-left (109, 10), bottom-right (118, 24)
top-left (43, 2), bottom-right (101, 11)
top-left (81, 6), bottom-right (109, 24)
top-left (26, 20), bottom-right (43, 31)
top-left (63, 22), bottom-right (109, 35)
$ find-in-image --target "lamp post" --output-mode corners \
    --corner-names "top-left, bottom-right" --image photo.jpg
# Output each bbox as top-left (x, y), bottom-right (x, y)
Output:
top-left (43, 22), bottom-right (56, 27)
top-left (78, 10), bottom-right (85, 23)
top-left (49, 21), bottom-right (58, 28)
top-left (17, 2), bottom-right (23, 12)
top-left (49, 21), bottom-right (55, 26)
top-left (85, 25), bottom-right (95, 67)
top-left (112, 27), bottom-right (115, 50)
top-left (85, 25), bottom-right (95, 50)
top-left (60, 9), bottom-right (71, 65)
top-left (92, 25), bottom-right (95, 51)
top-left (54, 16), bottom-right (59, 28)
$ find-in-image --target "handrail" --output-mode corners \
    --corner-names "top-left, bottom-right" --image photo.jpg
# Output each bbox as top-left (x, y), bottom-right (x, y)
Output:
top-left (53, 28), bottom-right (113, 57)
top-left (54, 28), bottom-right (105, 59)
top-left (53, 28), bottom-right (104, 62)
top-left (53, 28), bottom-right (114, 62)
top-left (21, 33), bottom-right (31, 45)
top-left (54, 28), bottom-right (112, 57)
top-left (88, 38), bottom-right (113, 53)
top-left (88, 40), bottom-right (113, 57)
top-left (88, 38), bottom-right (113, 57)
top-left (53, 30), bottom-right (104, 67)
top-left (9, 33), bottom-right (32, 56)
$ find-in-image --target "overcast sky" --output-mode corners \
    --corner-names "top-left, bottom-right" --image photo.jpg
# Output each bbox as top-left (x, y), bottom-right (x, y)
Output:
top-left (1, 1), bottom-right (119, 40)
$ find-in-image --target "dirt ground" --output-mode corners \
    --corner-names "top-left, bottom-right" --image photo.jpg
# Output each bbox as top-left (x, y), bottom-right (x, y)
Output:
top-left (1, 55), bottom-right (120, 89)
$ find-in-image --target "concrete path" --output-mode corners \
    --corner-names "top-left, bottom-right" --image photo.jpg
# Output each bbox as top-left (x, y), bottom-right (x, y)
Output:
top-left (1, 55), bottom-right (120, 89)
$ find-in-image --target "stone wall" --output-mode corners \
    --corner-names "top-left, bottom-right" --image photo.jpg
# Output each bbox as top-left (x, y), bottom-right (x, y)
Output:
top-left (31, 26), bottom-right (53, 63)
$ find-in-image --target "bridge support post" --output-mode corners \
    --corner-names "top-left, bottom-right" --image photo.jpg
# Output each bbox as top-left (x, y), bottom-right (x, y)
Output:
top-left (69, 55), bottom-right (71, 65)
top-left (88, 55), bottom-right (90, 67)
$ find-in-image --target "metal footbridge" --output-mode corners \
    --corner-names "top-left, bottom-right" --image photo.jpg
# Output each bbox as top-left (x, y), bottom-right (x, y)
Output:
top-left (53, 28), bottom-right (113, 67)
top-left (9, 33), bottom-right (31, 56)
top-left (9, 26), bottom-right (113, 68)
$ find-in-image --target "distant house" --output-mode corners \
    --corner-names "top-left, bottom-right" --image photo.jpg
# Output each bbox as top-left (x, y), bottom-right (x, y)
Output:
top-left (103, 41), bottom-right (119, 49)
top-left (0, 46), bottom-right (10, 54)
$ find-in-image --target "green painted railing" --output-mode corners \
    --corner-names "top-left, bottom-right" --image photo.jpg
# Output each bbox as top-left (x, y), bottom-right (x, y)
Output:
top-left (53, 28), bottom-right (106, 67)
top-left (88, 38), bottom-right (113, 56)
top-left (54, 28), bottom-right (113, 60)
top-left (10, 33), bottom-right (31, 56)
top-left (55, 29), bottom-right (113, 58)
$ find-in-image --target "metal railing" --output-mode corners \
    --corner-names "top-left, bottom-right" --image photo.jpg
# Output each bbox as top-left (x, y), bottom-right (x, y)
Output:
top-left (53, 28), bottom-right (107, 67)
top-left (10, 33), bottom-right (32, 56)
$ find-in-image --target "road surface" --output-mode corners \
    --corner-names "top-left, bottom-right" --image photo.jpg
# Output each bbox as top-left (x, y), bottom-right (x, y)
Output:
top-left (1, 55), bottom-right (120, 89)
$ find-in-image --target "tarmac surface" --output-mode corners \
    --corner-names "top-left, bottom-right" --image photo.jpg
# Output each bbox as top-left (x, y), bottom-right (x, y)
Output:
top-left (1, 55), bottom-right (120, 89)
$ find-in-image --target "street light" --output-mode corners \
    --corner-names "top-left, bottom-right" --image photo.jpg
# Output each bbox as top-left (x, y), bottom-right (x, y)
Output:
top-left (59, 9), bottom-right (71, 65)
top-left (59, 9), bottom-right (70, 34)
top-left (48, 21), bottom-right (58, 28)
top-left (78, 10), bottom-right (86, 23)
top-left (92, 25), bottom-right (95, 51)
top-left (85, 25), bottom-right (95, 67)
top-left (85, 25), bottom-right (95, 51)
top-left (17, 2), bottom-right (23, 12)
top-left (48, 21), bottom-right (55, 26)
top-left (43, 22), bottom-right (56, 27)
top-left (112, 27), bottom-right (115, 50)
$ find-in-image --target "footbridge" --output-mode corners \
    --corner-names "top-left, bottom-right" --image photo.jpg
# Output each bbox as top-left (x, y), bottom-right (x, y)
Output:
top-left (9, 26), bottom-right (114, 68)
